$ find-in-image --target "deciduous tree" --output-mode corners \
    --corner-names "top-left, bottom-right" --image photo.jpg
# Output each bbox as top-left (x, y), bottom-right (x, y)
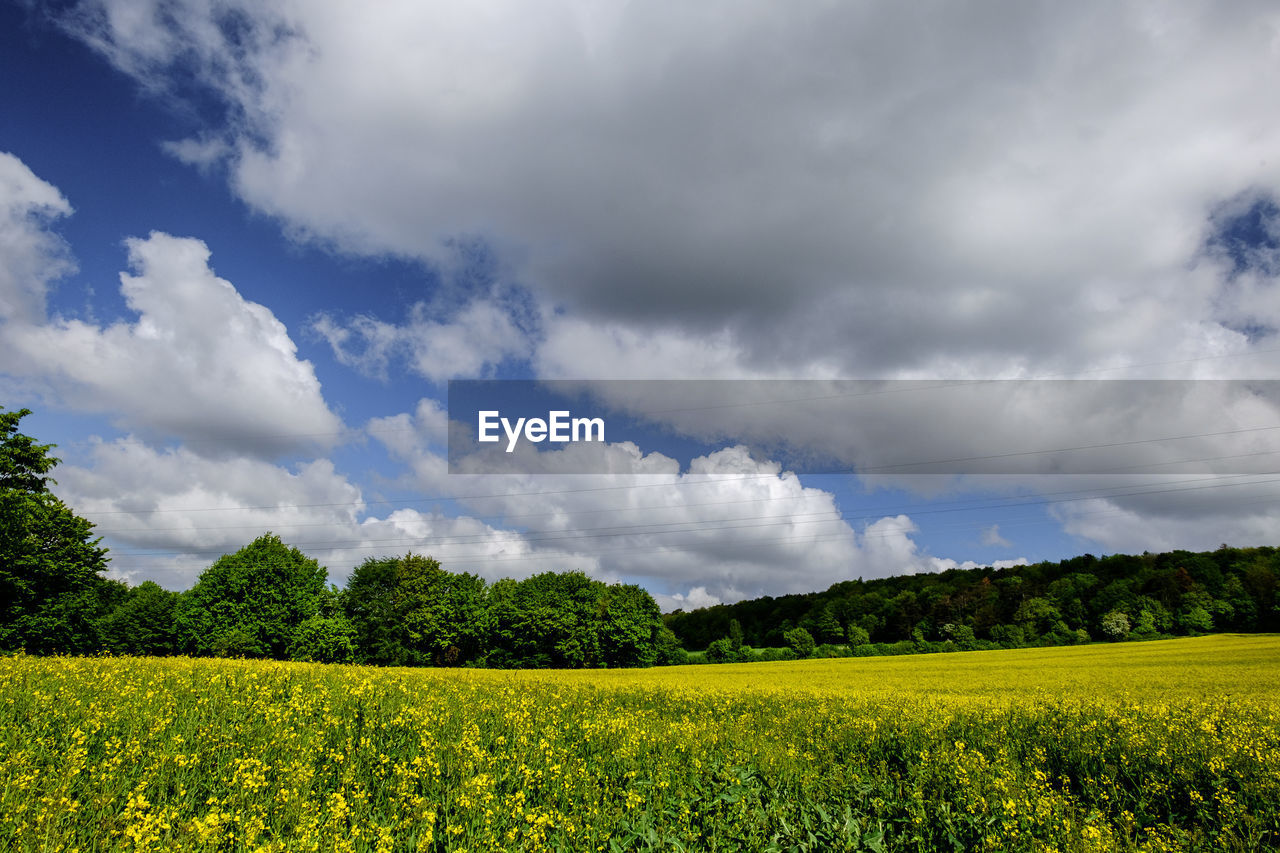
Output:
top-left (0, 408), bottom-right (112, 654)
top-left (174, 533), bottom-right (327, 658)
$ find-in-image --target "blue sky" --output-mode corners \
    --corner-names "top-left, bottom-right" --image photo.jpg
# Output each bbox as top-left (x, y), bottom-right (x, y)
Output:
top-left (4, 0), bottom-right (1280, 610)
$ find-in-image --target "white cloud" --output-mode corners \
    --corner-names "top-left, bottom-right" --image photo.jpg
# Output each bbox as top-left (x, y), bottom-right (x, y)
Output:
top-left (0, 151), bottom-right (75, 324)
top-left (931, 557), bottom-right (1030, 573)
top-left (34, 2), bottom-right (1280, 591)
top-left (1049, 473), bottom-right (1280, 555)
top-left (2, 229), bottom-right (344, 455)
top-left (57, 435), bottom-right (601, 589)
top-left (981, 524), bottom-right (1012, 548)
top-left (381, 410), bottom-right (978, 602)
top-left (59, 0), bottom-right (1280, 382)
top-left (56, 437), bottom-right (366, 587)
top-left (314, 296), bottom-right (532, 383)
top-left (654, 586), bottom-right (721, 613)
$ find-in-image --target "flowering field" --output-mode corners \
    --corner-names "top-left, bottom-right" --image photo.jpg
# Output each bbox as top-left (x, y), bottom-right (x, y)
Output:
top-left (2, 635), bottom-right (1278, 852)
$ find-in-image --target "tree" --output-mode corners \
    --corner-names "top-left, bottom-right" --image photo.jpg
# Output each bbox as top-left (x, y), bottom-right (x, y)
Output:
top-left (1014, 597), bottom-right (1061, 639)
top-left (989, 624), bottom-right (1025, 647)
top-left (705, 637), bottom-right (736, 663)
top-left (846, 624), bottom-right (870, 646)
top-left (174, 533), bottom-right (327, 658)
top-left (728, 618), bottom-right (745, 652)
top-left (288, 615), bottom-right (357, 663)
top-left (1099, 610), bottom-right (1130, 641)
top-left (97, 580), bottom-right (179, 655)
top-left (1132, 609), bottom-right (1158, 636)
top-left (0, 407), bottom-right (112, 654)
top-left (940, 622), bottom-right (977, 651)
top-left (655, 625), bottom-right (688, 666)
top-left (342, 555), bottom-right (411, 665)
top-left (1, 407), bottom-right (59, 492)
top-left (397, 555), bottom-right (488, 666)
top-left (343, 554), bottom-right (488, 666)
top-left (597, 582), bottom-right (665, 667)
top-left (783, 626), bottom-right (815, 659)
top-left (487, 571), bottom-right (602, 668)
top-left (1177, 606), bottom-right (1214, 634)
top-left (813, 605), bottom-right (844, 643)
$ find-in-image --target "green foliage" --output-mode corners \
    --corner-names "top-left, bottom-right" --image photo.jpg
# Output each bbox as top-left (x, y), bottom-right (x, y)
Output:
top-left (1014, 596), bottom-right (1061, 636)
top-left (1133, 609), bottom-right (1158, 636)
top-left (783, 627), bottom-right (815, 659)
top-left (209, 625), bottom-right (265, 658)
top-left (597, 582), bottom-right (665, 667)
top-left (341, 555), bottom-right (409, 665)
top-left (0, 407), bottom-right (112, 654)
top-left (666, 544), bottom-right (1280, 658)
top-left (288, 615), bottom-right (357, 663)
top-left (498, 571), bottom-right (604, 668)
top-left (342, 558), bottom-right (665, 669)
top-left (846, 624), bottom-right (870, 646)
top-left (0, 408), bottom-right (59, 493)
top-left (989, 623), bottom-right (1025, 647)
top-left (813, 605), bottom-right (844, 643)
top-left (940, 622), bottom-right (977, 651)
top-left (705, 637), bottom-right (737, 664)
top-left (97, 581), bottom-right (180, 656)
top-left (728, 618), bottom-right (745, 651)
top-left (398, 554), bottom-right (488, 666)
top-left (1178, 605), bottom-right (1214, 634)
top-left (343, 553), bottom-right (489, 666)
top-left (174, 533), bottom-right (327, 659)
top-left (486, 570), bottom-right (663, 668)
top-left (655, 625), bottom-right (688, 666)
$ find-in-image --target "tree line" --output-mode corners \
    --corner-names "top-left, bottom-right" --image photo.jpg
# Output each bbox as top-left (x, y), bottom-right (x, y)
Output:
top-left (667, 543), bottom-right (1280, 661)
top-left (97, 536), bottom-right (684, 668)
top-left (8, 405), bottom-right (1280, 667)
top-left (0, 407), bottom-right (683, 667)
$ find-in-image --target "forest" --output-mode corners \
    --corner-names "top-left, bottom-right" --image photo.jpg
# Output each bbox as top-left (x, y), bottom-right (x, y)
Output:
top-left (665, 543), bottom-right (1280, 660)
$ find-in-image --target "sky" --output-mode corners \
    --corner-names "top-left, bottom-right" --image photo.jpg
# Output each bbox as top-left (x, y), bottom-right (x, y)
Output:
top-left (4, 0), bottom-right (1280, 611)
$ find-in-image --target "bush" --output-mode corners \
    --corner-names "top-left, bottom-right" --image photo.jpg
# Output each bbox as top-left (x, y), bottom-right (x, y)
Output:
top-left (705, 637), bottom-right (737, 663)
top-left (1099, 610), bottom-right (1131, 641)
top-left (783, 627), bottom-right (815, 659)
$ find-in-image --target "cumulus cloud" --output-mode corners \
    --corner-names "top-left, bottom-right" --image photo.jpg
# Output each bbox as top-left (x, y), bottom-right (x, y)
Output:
top-left (370, 401), bottom-right (989, 604)
top-left (56, 437), bottom-right (366, 587)
top-left (932, 557), bottom-right (1030, 573)
top-left (2, 229), bottom-right (345, 456)
top-left (57, 0), bottom-right (1280, 381)
top-left (57, 435), bottom-right (604, 589)
top-left (0, 150), bottom-right (75, 324)
top-left (35, 1), bottom-right (1280, 586)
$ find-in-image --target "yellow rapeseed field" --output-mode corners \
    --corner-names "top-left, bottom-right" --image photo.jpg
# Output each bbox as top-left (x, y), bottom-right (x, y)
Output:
top-left (2, 634), bottom-right (1277, 852)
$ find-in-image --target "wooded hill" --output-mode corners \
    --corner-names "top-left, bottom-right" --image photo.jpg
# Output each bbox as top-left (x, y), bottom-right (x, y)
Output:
top-left (664, 546), bottom-right (1280, 653)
